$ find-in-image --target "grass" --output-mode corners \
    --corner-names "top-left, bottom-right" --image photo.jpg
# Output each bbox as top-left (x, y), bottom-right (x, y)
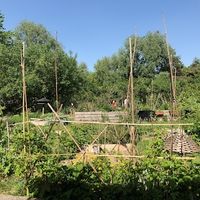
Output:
top-left (0, 176), bottom-right (25, 196)
top-left (137, 135), bottom-right (154, 155)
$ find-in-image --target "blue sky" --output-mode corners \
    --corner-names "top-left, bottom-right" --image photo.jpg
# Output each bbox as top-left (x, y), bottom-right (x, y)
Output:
top-left (1, 0), bottom-right (200, 70)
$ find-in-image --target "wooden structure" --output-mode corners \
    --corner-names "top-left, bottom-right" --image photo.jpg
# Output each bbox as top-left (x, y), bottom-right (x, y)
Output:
top-left (128, 37), bottom-right (137, 155)
top-left (36, 97), bottom-right (50, 114)
top-left (21, 42), bottom-right (29, 153)
top-left (74, 111), bottom-right (127, 122)
top-left (165, 129), bottom-right (200, 154)
top-left (36, 97), bottom-right (50, 104)
top-left (163, 22), bottom-right (199, 154)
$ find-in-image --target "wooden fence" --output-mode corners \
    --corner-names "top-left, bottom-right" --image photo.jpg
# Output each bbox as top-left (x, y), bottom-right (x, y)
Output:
top-left (74, 111), bottom-right (128, 122)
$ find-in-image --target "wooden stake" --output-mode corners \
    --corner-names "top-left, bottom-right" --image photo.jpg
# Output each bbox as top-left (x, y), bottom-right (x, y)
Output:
top-left (55, 32), bottom-right (59, 111)
top-left (150, 79), bottom-right (154, 110)
top-left (47, 103), bottom-right (82, 152)
top-left (163, 19), bottom-right (176, 121)
top-left (90, 126), bottom-right (108, 146)
top-left (21, 42), bottom-right (26, 153)
top-left (129, 36), bottom-right (137, 155)
top-left (20, 42), bottom-right (30, 154)
top-left (163, 18), bottom-right (177, 154)
top-left (129, 38), bottom-right (134, 123)
top-left (6, 121), bottom-right (10, 150)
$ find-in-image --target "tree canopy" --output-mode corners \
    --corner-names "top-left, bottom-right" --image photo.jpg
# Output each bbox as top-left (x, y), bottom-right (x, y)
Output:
top-left (0, 13), bottom-right (200, 119)
top-left (93, 32), bottom-right (184, 111)
top-left (0, 20), bottom-right (88, 112)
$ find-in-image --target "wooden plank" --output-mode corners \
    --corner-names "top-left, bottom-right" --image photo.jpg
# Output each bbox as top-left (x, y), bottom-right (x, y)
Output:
top-left (74, 111), bottom-right (128, 122)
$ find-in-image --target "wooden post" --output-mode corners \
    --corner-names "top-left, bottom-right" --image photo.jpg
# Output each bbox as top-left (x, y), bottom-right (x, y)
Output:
top-left (6, 121), bottom-right (9, 150)
top-left (130, 126), bottom-right (136, 155)
top-left (20, 42), bottom-right (31, 196)
top-left (129, 38), bottom-right (134, 123)
top-left (20, 42), bottom-right (30, 154)
top-left (173, 65), bottom-right (177, 108)
top-left (42, 106), bottom-right (44, 116)
top-left (163, 20), bottom-right (176, 121)
top-left (55, 32), bottom-right (59, 111)
top-left (163, 18), bottom-right (177, 154)
top-left (150, 79), bottom-right (154, 110)
top-left (47, 103), bottom-right (82, 152)
top-left (129, 36), bottom-right (137, 155)
top-left (21, 42), bottom-right (26, 153)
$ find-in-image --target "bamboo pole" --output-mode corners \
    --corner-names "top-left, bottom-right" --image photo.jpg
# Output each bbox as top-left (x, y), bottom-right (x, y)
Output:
top-left (17, 152), bottom-right (198, 160)
top-left (129, 37), bottom-right (134, 123)
top-left (21, 41), bottom-right (30, 196)
top-left (126, 76), bottom-right (131, 102)
top-left (55, 32), bottom-right (59, 111)
top-left (6, 121), bottom-right (10, 150)
top-left (47, 103), bottom-right (82, 152)
top-left (151, 79), bottom-right (154, 110)
top-left (57, 121), bottom-right (193, 126)
top-left (163, 18), bottom-right (177, 154)
top-left (108, 131), bottom-right (129, 154)
top-left (173, 65), bottom-right (177, 105)
top-left (163, 20), bottom-right (176, 121)
top-left (129, 36), bottom-right (137, 156)
top-left (8, 120), bottom-right (194, 127)
top-left (88, 161), bottom-right (107, 185)
top-left (21, 42), bottom-right (26, 153)
top-left (90, 126), bottom-right (108, 145)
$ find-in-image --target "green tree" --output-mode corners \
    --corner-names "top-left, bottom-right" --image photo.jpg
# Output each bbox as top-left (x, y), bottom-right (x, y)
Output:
top-left (126, 32), bottom-right (183, 77)
top-left (15, 21), bottom-right (91, 108)
top-left (0, 13), bottom-right (22, 112)
top-left (94, 56), bottom-right (127, 110)
top-left (93, 31), bottom-right (183, 111)
top-left (190, 57), bottom-right (200, 68)
top-left (177, 58), bottom-right (200, 120)
top-left (0, 13), bottom-right (5, 43)
top-left (0, 20), bottom-right (90, 113)
top-left (0, 41), bottom-right (22, 112)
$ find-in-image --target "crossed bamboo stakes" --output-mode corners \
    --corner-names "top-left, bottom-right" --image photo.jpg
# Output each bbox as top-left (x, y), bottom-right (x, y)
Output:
top-left (34, 104), bottom-right (133, 184)
top-left (6, 103), bottom-right (196, 184)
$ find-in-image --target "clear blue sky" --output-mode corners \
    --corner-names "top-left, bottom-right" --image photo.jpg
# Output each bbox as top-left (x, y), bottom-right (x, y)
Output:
top-left (1, 0), bottom-right (200, 70)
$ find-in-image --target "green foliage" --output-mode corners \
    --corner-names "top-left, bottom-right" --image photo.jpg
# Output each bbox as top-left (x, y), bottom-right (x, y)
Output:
top-left (22, 157), bottom-right (200, 200)
top-left (0, 105), bottom-right (5, 116)
top-left (0, 116), bottom-right (199, 199)
top-left (93, 32), bottom-right (183, 111)
top-left (177, 60), bottom-right (200, 122)
top-left (0, 176), bottom-right (24, 195)
top-left (0, 12), bottom-right (200, 200)
top-left (14, 21), bottom-right (86, 108)
top-left (0, 20), bottom-right (91, 113)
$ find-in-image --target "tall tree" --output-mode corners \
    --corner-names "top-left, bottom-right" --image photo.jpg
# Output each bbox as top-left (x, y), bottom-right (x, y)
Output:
top-left (94, 31), bottom-right (183, 110)
top-left (126, 32), bottom-right (183, 77)
top-left (0, 21), bottom-right (89, 113)
top-left (14, 21), bottom-right (89, 108)
top-left (0, 13), bottom-right (22, 112)
top-left (0, 13), bottom-right (5, 43)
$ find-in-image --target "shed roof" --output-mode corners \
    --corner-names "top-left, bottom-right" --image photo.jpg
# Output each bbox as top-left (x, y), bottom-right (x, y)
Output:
top-left (36, 97), bottom-right (50, 104)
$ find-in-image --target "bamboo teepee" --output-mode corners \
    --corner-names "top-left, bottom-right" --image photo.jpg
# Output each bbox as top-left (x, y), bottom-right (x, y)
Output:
top-left (163, 22), bottom-right (200, 154)
top-left (165, 129), bottom-right (200, 154)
